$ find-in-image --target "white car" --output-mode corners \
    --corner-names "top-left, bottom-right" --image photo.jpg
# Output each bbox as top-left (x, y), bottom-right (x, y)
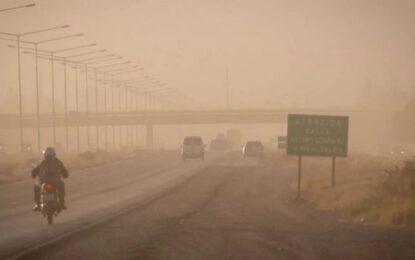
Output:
top-left (181, 136), bottom-right (205, 161)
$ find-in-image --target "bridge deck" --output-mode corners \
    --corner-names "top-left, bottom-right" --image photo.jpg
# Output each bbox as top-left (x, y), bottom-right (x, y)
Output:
top-left (0, 109), bottom-right (384, 128)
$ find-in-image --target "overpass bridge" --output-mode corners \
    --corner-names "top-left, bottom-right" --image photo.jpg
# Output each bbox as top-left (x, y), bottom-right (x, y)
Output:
top-left (0, 109), bottom-right (390, 150)
top-left (0, 109), bottom-right (384, 128)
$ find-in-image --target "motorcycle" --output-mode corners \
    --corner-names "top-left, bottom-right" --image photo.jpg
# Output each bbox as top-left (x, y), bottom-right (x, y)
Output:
top-left (40, 182), bottom-right (61, 225)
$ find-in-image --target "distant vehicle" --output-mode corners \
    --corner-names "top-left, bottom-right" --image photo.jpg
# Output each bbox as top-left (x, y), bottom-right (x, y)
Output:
top-left (226, 129), bottom-right (242, 150)
top-left (377, 143), bottom-right (411, 158)
top-left (243, 141), bottom-right (264, 158)
top-left (20, 142), bottom-right (33, 153)
top-left (181, 136), bottom-right (205, 161)
top-left (389, 146), bottom-right (408, 157)
top-left (209, 138), bottom-right (231, 151)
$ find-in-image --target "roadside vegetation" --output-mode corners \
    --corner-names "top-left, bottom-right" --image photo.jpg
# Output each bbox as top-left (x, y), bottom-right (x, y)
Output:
top-left (300, 154), bottom-right (415, 226)
top-left (0, 149), bottom-right (148, 185)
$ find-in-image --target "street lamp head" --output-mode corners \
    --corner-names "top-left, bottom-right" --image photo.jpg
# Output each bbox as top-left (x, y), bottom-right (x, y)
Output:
top-left (25, 3), bottom-right (36, 8)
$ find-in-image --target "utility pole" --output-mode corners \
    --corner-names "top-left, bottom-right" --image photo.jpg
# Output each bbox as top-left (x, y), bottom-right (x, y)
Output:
top-left (226, 66), bottom-right (230, 111)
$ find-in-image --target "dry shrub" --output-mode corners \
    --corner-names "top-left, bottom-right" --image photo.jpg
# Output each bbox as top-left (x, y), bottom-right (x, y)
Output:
top-left (78, 151), bottom-right (96, 160)
top-left (0, 149), bottom-right (134, 184)
top-left (382, 159), bottom-right (415, 196)
top-left (0, 154), bottom-right (39, 184)
top-left (0, 162), bottom-right (19, 179)
top-left (302, 154), bottom-right (415, 226)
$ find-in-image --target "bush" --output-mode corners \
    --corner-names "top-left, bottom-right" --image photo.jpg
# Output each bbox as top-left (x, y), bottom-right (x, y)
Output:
top-left (382, 158), bottom-right (415, 196)
top-left (78, 151), bottom-right (96, 160)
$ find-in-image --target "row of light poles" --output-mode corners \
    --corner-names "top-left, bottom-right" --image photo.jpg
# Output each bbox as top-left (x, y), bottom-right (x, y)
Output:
top-left (1, 3), bottom-right (181, 152)
top-left (2, 42), bottom-right (173, 152)
top-left (24, 49), bottom-right (170, 152)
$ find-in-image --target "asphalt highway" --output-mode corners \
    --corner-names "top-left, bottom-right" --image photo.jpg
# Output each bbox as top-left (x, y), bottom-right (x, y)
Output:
top-left (1, 152), bottom-right (415, 259)
top-left (0, 151), bottom-right (225, 259)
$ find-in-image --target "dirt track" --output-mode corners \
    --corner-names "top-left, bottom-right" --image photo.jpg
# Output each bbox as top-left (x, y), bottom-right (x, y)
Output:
top-left (18, 153), bottom-right (415, 260)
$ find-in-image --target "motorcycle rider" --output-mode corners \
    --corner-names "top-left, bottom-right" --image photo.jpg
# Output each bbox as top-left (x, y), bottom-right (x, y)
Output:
top-left (31, 147), bottom-right (68, 211)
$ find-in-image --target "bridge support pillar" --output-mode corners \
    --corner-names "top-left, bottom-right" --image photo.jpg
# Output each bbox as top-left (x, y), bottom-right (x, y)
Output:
top-left (146, 124), bottom-right (154, 150)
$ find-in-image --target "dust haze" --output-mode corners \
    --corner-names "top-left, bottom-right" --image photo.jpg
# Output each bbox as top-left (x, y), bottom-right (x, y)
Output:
top-left (1, 1), bottom-right (415, 259)
top-left (0, 0), bottom-right (414, 152)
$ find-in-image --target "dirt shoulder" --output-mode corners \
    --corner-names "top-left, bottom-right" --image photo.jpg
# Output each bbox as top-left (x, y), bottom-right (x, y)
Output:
top-left (24, 155), bottom-right (415, 260)
top-left (297, 154), bottom-right (415, 227)
top-left (0, 149), bottom-right (169, 185)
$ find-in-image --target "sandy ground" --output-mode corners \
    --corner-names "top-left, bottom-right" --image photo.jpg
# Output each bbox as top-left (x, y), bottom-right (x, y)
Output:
top-left (19, 153), bottom-right (415, 260)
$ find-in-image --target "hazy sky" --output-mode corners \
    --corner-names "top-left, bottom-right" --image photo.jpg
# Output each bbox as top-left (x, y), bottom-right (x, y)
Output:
top-left (1, 0), bottom-right (414, 112)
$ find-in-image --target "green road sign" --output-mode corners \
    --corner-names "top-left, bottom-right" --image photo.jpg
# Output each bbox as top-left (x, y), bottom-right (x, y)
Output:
top-left (287, 114), bottom-right (349, 157)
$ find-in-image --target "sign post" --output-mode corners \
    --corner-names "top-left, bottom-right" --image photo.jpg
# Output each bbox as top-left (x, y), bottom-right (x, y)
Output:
top-left (287, 114), bottom-right (349, 199)
top-left (297, 155), bottom-right (302, 199)
top-left (331, 156), bottom-right (336, 187)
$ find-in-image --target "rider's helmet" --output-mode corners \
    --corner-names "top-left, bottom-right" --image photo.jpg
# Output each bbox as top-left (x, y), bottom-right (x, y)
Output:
top-left (42, 147), bottom-right (56, 158)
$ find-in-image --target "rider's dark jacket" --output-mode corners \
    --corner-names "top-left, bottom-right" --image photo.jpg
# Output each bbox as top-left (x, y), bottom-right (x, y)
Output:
top-left (31, 156), bottom-right (68, 185)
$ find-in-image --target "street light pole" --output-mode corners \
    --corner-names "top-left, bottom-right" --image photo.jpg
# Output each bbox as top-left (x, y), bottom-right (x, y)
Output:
top-left (63, 57), bottom-right (69, 152)
top-left (226, 67), bottom-right (230, 110)
top-left (34, 43), bottom-right (41, 152)
top-left (51, 52), bottom-right (57, 147)
top-left (75, 65), bottom-right (80, 152)
top-left (95, 69), bottom-right (99, 149)
top-left (85, 64), bottom-right (91, 150)
top-left (135, 89), bottom-right (139, 147)
top-left (124, 87), bottom-right (129, 147)
top-left (111, 75), bottom-right (116, 150)
top-left (16, 35), bottom-right (24, 151)
top-left (118, 84), bottom-right (122, 149)
top-left (103, 73), bottom-right (108, 150)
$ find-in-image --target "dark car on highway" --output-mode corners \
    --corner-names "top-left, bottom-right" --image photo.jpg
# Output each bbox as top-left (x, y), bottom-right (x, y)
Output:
top-left (242, 141), bottom-right (264, 158)
top-left (181, 136), bottom-right (205, 161)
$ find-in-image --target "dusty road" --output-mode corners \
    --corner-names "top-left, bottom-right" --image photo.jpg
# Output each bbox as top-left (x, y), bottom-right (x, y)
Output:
top-left (7, 152), bottom-right (415, 260)
top-left (0, 151), bottom-right (226, 259)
